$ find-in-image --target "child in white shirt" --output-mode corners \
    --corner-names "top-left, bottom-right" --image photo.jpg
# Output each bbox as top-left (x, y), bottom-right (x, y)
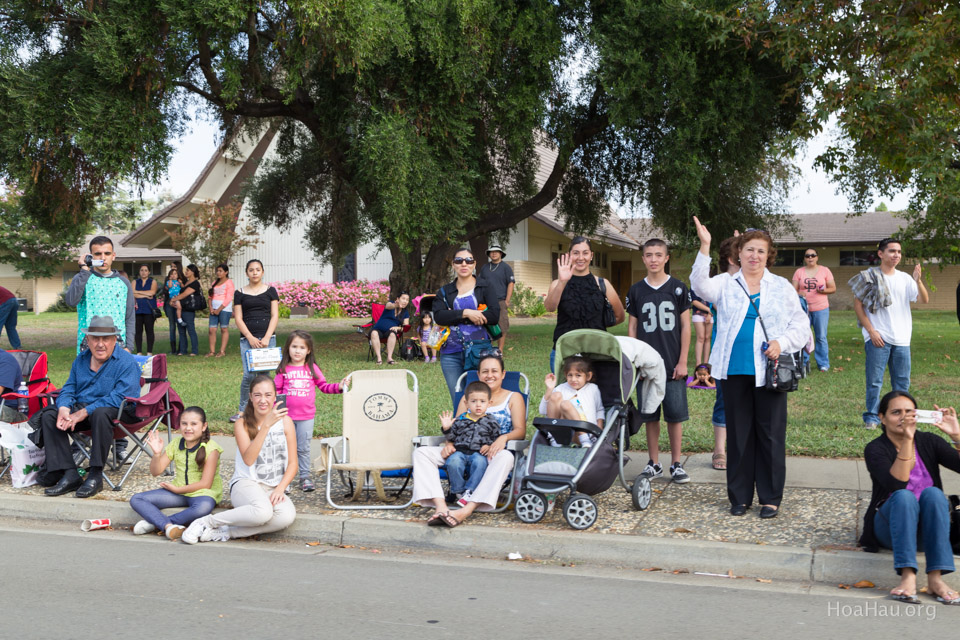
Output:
top-left (540, 355), bottom-right (604, 447)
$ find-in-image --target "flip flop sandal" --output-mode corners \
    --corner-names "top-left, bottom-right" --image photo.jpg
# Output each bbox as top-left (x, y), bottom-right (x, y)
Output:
top-left (439, 513), bottom-right (460, 528)
top-left (387, 360), bottom-right (396, 365)
top-left (427, 512), bottom-right (449, 527)
top-left (889, 590), bottom-right (921, 604)
top-left (712, 453), bottom-right (727, 470)
top-left (935, 590), bottom-right (960, 605)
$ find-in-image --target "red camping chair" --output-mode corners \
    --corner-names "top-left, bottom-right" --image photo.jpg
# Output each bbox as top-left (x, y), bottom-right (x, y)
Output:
top-left (0, 350), bottom-right (58, 478)
top-left (355, 303), bottom-right (386, 362)
top-left (72, 353), bottom-right (184, 491)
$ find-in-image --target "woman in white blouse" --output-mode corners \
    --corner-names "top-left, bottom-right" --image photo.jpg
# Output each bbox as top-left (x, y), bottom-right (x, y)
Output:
top-left (690, 217), bottom-right (810, 519)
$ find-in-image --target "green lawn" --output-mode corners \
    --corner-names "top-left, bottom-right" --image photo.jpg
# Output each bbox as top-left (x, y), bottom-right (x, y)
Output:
top-left (7, 310), bottom-right (960, 458)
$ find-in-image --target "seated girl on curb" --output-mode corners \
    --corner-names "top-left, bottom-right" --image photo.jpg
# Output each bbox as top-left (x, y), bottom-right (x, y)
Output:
top-left (130, 406), bottom-right (223, 540)
top-left (540, 355), bottom-right (604, 447)
top-left (182, 374), bottom-right (297, 544)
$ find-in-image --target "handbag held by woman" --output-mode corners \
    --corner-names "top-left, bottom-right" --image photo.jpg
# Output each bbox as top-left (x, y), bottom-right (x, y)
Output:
top-left (736, 281), bottom-right (803, 393)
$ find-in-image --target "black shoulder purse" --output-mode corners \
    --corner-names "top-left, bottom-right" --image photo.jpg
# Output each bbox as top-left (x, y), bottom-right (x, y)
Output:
top-left (597, 277), bottom-right (617, 328)
top-left (736, 280), bottom-right (803, 393)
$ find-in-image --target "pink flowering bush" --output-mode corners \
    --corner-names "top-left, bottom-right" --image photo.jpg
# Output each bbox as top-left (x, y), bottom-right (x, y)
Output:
top-left (270, 280), bottom-right (391, 318)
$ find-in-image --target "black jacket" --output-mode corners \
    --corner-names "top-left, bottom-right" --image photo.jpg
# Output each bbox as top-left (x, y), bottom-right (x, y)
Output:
top-left (860, 430), bottom-right (960, 551)
top-left (432, 281), bottom-right (500, 328)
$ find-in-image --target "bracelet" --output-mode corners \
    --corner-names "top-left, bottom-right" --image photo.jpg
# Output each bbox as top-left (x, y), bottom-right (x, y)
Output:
top-left (897, 456), bottom-right (915, 462)
top-left (951, 440), bottom-right (960, 446)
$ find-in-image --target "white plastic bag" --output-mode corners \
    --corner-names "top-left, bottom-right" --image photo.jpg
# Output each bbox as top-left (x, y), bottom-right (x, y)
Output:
top-left (0, 422), bottom-right (45, 488)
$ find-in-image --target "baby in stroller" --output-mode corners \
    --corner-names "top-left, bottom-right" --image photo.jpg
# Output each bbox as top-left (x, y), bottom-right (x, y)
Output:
top-left (438, 381), bottom-right (502, 507)
top-left (540, 355), bottom-right (604, 447)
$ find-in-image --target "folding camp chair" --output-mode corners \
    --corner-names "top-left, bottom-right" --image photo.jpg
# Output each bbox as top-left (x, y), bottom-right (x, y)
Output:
top-left (355, 303), bottom-right (385, 361)
top-left (72, 354), bottom-right (183, 490)
top-left (320, 369), bottom-right (419, 509)
top-left (0, 350), bottom-right (58, 479)
top-left (411, 370), bottom-right (530, 513)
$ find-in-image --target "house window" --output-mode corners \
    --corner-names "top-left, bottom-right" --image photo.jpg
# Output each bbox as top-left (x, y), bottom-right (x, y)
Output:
top-left (551, 252), bottom-right (559, 280)
top-left (336, 252), bottom-right (357, 282)
top-left (774, 249), bottom-right (805, 267)
top-left (840, 250), bottom-right (880, 266)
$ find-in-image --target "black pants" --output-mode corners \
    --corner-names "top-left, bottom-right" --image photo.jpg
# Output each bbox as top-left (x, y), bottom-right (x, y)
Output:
top-left (38, 404), bottom-right (138, 472)
top-left (720, 375), bottom-right (788, 508)
top-left (135, 313), bottom-right (155, 353)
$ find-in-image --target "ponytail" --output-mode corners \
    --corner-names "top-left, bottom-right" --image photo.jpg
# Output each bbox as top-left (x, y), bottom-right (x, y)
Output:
top-left (182, 406), bottom-right (210, 469)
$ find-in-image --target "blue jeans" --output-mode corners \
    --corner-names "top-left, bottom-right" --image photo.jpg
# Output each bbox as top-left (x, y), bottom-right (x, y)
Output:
top-left (129, 488), bottom-right (217, 532)
top-left (874, 488), bottom-right (955, 575)
top-left (711, 383), bottom-right (726, 428)
top-left (292, 418), bottom-right (314, 478)
top-left (863, 341), bottom-right (911, 425)
top-left (445, 451), bottom-right (488, 495)
top-left (439, 351), bottom-right (466, 408)
top-left (238, 335), bottom-right (278, 413)
top-left (178, 310), bottom-right (198, 355)
top-left (0, 297), bottom-right (21, 349)
top-left (801, 308), bottom-right (830, 370)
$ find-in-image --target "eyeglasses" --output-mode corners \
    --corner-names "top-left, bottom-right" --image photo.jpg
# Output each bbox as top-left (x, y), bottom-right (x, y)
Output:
top-left (804, 254), bottom-right (817, 258)
top-left (453, 257), bottom-right (476, 265)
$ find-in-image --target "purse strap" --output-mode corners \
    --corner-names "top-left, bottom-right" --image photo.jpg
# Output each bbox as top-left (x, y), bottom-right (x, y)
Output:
top-left (735, 279), bottom-right (771, 342)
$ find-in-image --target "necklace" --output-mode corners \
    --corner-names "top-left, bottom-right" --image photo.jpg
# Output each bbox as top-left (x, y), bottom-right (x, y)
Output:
top-left (489, 261), bottom-right (501, 272)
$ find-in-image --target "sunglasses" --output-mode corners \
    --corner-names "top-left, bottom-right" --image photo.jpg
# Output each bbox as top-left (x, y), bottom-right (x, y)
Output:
top-left (805, 254), bottom-right (817, 258)
top-left (745, 228), bottom-right (770, 236)
top-left (453, 257), bottom-right (476, 265)
top-left (478, 348), bottom-right (502, 358)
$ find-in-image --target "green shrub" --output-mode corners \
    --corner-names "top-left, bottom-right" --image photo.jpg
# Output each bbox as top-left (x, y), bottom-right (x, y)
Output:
top-left (278, 303), bottom-right (291, 319)
top-left (510, 281), bottom-right (546, 317)
top-left (45, 286), bottom-right (75, 313)
top-left (321, 302), bottom-right (346, 318)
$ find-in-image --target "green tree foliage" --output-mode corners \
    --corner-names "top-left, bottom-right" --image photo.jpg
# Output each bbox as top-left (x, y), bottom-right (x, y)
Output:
top-left (731, 1), bottom-right (960, 262)
top-left (89, 183), bottom-right (158, 234)
top-left (0, 1), bottom-right (806, 292)
top-left (0, 188), bottom-right (81, 281)
top-left (165, 202), bottom-right (260, 285)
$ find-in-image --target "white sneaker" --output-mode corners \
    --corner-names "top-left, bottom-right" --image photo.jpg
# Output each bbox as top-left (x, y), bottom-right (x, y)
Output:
top-left (457, 491), bottom-right (473, 507)
top-left (133, 520), bottom-right (156, 535)
top-left (165, 524), bottom-right (185, 541)
top-left (181, 518), bottom-right (208, 545)
top-left (200, 526), bottom-right (230, 542)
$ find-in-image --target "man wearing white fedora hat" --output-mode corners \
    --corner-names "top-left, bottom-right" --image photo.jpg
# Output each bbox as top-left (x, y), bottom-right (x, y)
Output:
top-left (34, 316), bottom-right (141, 498)
top-left (477, 244), bottom-right (514, 350)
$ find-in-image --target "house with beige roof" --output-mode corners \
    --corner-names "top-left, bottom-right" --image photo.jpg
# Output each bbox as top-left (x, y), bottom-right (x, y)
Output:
top-left (123, 129), bottom-right (646, 298)
top-left (622, 211), bottom-right (959, 311)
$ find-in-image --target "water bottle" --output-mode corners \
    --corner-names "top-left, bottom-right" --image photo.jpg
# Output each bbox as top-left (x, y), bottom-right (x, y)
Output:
top-left (17, 379), bottom-right (29, 414)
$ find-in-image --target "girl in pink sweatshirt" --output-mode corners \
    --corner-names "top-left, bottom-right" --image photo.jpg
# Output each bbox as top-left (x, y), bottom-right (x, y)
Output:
top-left (274, 330), bottom-right (349, 492)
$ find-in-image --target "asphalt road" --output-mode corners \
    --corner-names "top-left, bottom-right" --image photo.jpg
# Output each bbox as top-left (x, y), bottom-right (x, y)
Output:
top-left (1, 523), bottom-right (953, 639)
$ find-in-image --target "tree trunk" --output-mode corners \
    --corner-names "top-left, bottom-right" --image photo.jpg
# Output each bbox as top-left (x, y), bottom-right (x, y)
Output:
top-left (33, 277), bottom-right (40, 315)
top-left (386, 240), bottom-right (456, 298)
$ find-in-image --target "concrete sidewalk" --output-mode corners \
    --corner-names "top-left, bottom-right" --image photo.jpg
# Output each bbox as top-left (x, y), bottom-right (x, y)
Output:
top-left (2, 439), bottom-right (958, 591)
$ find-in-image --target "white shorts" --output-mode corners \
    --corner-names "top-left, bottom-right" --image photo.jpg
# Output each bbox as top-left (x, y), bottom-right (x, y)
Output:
top-left (692, 313), bottom-right (712, 324)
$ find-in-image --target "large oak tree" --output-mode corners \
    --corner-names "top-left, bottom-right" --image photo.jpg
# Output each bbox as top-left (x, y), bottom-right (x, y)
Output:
top-left (1, 1), bottom-right (804, 292)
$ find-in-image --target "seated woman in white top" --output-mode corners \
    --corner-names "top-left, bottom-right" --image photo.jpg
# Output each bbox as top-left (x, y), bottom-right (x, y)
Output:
top-left (413, 352), bottom-right (526, 527)
top-left (183, 374), bottom-right (297, 543)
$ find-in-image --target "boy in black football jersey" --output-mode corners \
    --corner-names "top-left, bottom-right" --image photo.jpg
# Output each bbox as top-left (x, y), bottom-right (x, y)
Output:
top-left (626, 239), bottom-right (692, 483)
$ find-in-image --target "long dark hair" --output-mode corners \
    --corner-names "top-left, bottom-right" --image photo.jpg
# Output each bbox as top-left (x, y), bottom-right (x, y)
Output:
top-left (209, 263), bottom-right (229, 297)
top-left (241, 374), bottom-right (277, 440)
top-left (277, 330), bottom-right (321, 382)
top-left (181, 406), bottom-right (211, 469)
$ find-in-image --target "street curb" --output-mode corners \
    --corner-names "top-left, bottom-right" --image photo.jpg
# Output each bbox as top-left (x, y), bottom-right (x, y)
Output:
top-left (0, 493), bottom-right (904, 585)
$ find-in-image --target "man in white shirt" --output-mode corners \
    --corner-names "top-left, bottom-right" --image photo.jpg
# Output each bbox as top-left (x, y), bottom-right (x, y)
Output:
top-left (853, 239), bottom-right (929, 429)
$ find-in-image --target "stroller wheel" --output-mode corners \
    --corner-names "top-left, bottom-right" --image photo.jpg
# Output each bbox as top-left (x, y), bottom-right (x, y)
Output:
top-left (515, 490), bottom-right (548, 523)
top-left (562, 493), bottom-right (597, 530)
top-left (631, 475), bottom-right (652, 511)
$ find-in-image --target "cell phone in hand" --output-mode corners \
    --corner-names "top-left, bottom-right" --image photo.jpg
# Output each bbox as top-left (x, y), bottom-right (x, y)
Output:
top-left (276, 394), bottom-right (286, 409)
top-left (915, 409), bottom-right (942, 424)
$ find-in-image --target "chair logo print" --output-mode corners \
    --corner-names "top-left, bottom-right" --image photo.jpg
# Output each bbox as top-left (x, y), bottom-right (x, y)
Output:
top-left (363, 393), bottom-right (398, 421)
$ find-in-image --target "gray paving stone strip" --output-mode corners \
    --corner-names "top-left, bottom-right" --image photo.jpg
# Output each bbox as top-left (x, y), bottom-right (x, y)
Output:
top-left (3, 443), bottom-right (958, 589)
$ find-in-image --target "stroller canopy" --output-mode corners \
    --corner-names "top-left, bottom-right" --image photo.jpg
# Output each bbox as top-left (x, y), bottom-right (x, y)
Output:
top-left (554, 330), bottom-right (637, 406)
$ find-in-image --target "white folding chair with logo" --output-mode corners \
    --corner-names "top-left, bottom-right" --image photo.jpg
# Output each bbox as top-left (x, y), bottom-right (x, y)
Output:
top-left (319, 369), bottom-right (418, 509)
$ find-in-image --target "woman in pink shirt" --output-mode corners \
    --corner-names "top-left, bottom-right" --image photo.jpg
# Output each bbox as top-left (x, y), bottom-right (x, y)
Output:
top-left (274, 330), bottom-right (348, 492)
top-left (792, 249), bottom-right (835, 372)
top-left (207, 264), bottom-right (235, 357)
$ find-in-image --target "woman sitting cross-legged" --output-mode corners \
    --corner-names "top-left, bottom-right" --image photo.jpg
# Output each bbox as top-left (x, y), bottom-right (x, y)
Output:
top-left (183, 374), bottom-right (297, 544)
top-left (412, 352), bottom-right (526, 527)
top-left (861, 390), bottom-right (960, 605)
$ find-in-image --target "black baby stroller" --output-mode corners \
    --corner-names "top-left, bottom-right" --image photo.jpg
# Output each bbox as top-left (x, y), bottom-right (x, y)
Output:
top-left (514, 329), bottom-right (665, 529)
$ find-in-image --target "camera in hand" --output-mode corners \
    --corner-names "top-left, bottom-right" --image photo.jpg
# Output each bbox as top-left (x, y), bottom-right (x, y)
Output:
top-left (84, 254), bottom-right (105, 268)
